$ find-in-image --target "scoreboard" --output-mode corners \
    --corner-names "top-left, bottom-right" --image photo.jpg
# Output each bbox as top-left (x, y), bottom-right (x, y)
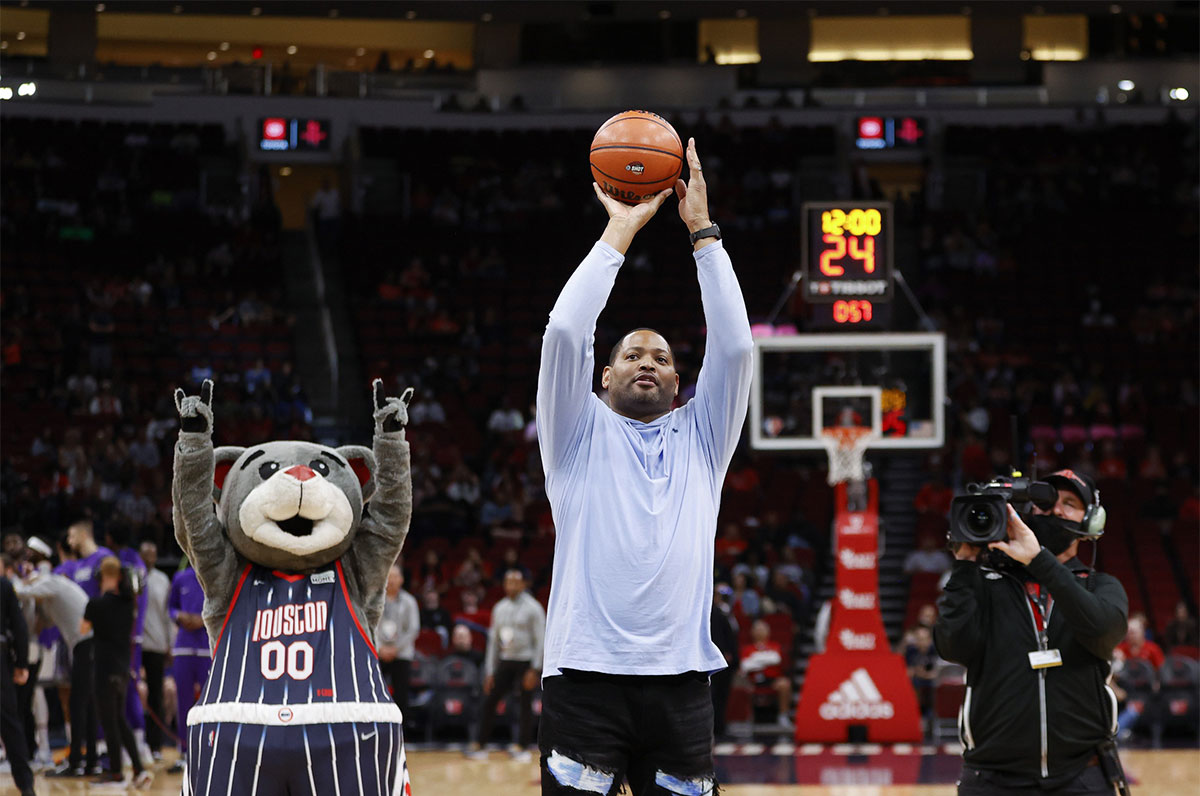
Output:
top-left (802, 202), bottom-right (894, 328)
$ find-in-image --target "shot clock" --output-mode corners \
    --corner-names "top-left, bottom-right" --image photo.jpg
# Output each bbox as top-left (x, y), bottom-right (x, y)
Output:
top-left (802, 202), bottom-right (894, 328)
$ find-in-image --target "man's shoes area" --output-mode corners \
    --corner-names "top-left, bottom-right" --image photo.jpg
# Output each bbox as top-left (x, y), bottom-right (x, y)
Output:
top-left (47, 762), bottom-right (102, 777)
top-left (166, 759), bottom-right (186, 774)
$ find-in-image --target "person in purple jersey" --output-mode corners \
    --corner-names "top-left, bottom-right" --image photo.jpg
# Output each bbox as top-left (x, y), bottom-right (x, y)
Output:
top-left (105, 521), bottom-right (151, 762)
top-left (167, 562), bottom-right (209, 775)
top-left (47, 515), bottom-right (111, 778)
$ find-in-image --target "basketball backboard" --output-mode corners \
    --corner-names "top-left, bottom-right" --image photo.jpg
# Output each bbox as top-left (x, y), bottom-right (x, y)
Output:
top-left (750, 332), bottom-right (945, 452)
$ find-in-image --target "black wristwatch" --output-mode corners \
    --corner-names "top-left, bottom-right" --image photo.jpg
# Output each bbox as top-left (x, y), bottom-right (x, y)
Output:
top-left (688, 224), bottom-right (721, 245)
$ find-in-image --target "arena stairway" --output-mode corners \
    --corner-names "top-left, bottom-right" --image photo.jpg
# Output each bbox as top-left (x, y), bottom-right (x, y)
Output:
top-left (284, 227), bottom-right (370, 445)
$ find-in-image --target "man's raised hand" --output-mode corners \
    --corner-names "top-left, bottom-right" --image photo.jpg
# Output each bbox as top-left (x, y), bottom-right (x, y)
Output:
top-left (595, 183), bottom-right (673, 255)
top-left (675, 137), bottom-right (712, 235)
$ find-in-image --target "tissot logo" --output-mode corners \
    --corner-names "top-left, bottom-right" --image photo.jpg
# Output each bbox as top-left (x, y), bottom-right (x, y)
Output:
top-left (819, 668), bottom-right (895, 720)
top-left (838, 589), bottom-right (876, 610)
top-left (837, 628), bottom-right (877, 650)
top-left (838, 549), bottom-right (876, 570)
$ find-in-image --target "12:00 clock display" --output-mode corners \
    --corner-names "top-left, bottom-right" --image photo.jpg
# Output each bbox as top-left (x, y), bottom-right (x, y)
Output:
top-left (803, 202), bottom-right (893, 305)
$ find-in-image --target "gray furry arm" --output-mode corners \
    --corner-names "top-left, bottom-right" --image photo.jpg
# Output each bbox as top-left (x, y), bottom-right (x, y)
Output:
top-left (345, 432), bottom-right (413, 640)
top-left (172, 431), bottom-right (241, 643)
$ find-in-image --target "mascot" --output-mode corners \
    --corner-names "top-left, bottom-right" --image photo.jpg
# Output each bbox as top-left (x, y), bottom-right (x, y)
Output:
top-left (172, 378), bottom-right (413, 795)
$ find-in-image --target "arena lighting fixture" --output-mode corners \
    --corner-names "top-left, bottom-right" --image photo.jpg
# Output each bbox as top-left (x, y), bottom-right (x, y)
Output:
top-left (0, 87), bottom-right (13, 101)
top-left (287, 45), bottom-right (298, 55)
top-left (251, 6), bottom-right (262, 15)
top-left (95, 2), bottom-right (105, 11)
top-left (206, 51), bottom-right (216, 61)
top-left (280, 166), bottom-right (293, 177)
top-left (1169, 87), bottom-right (1190, 100)
top-left (16, 31), bottom-right (25, 40)
top-left (424, 49), bottom-right (435, 59)
top-left (1117, 79), bottom-right (1135, 90)
top-left (405, 10), bottom-right (417, 19)
top-left (355, 47), bottom-right (366, 56)
top-left (0, 42), bottom-right (7, 50)
top-left (17, 81), bottom-right (36, 96)
top-left (219, 42), bottom-right (230, 51)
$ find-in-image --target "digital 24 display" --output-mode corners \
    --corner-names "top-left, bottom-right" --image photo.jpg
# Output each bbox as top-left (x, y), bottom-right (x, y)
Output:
top-left (803, 202), bottom-right (894, 308)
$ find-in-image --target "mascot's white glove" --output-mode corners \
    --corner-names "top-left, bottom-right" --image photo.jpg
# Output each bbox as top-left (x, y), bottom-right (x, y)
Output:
top-left (372, 379), bottom-right (414, 436)
top-left (175, 378), bottom-right (215, 436)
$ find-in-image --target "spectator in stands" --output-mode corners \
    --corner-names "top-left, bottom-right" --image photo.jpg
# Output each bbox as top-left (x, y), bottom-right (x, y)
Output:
top-left (1118, 613), bottom-right (1165, 669)
top-left (127, 426), bottom-right (161, 474)
top-left (904, 624), bottom-right (942, 728)
top-left (138, 540), bottom-right (171, 761)
top-left (420, 588), bottom-right (452, 640)
top-left (739, 619), bottom-right (793, 730)
top-left (486, 395), bottom-right (525, 434)
top-left (468, 568), bottom-right (544, 761)
top-left (913, 472), bottom-right (953, 516)
top-left (715, 522), bottom-right (748, 562)
top-left (1162, 601), bottom-right (1198, 652)
top-left (88, 379), bottom-right (122, 416)
top-left (82, 556), bottom-right (152, 788)
top-left (903, 535), bottom-right (953, 575)
top-left (453, 588), bottom-right (490, 634)
top-left (377, 565), bottom-right (420, 716)
top-left (730, 571), bottom-right (761, 618)
top-left (765, 569), bottom-right (806, 623)
top-left (447, 623), bottom-right (485, 668)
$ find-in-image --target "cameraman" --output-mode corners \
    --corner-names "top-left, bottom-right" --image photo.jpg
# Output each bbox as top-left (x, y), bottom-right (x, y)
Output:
top-left (935, 470), bottom-right (1128, 795)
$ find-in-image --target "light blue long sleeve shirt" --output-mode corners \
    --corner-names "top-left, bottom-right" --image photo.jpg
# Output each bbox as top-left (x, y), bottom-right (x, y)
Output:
top-left (537, 239), bottom-right (754, 677)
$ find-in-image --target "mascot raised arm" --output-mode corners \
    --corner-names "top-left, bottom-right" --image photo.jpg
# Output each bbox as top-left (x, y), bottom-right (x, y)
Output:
top-left (172, 378), bottom-right (414, 795)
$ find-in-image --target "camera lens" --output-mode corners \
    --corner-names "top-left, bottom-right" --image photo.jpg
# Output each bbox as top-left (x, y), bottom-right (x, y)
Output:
top-left (967, 504), bottom-right (997, 535)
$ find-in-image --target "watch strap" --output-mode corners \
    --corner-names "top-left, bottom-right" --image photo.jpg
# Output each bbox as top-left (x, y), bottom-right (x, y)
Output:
top-left (688, 224), bottom-right (721, 245)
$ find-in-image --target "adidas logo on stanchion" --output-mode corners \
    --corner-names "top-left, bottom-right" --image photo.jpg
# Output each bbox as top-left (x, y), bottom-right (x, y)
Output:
top-left (819, 668), bottom-right (895, 720)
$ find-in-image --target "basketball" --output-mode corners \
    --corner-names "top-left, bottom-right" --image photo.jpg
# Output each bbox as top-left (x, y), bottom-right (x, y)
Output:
top-left (590, 110), bottom-right (684, 204)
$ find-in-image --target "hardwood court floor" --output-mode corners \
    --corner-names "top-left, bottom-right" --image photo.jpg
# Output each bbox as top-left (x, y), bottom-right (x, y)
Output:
top-left (4, 747), bottom-right (1197, 794)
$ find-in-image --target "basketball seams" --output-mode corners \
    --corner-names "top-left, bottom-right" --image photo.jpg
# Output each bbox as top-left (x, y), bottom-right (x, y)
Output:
top-left (589, 144), bottom-right (684, 161)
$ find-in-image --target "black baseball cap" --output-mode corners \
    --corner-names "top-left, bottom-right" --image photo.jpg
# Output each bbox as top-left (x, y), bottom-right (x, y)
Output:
top-left (1045, 469), bottom-right (1097, 507)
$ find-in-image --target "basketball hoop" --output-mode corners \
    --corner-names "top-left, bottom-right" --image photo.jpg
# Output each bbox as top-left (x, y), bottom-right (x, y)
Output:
top-left (821, 426), bottom-right (875, 486)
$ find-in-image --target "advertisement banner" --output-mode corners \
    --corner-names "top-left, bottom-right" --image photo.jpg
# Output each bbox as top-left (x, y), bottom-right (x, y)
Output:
top-left (795, 481), bottom-right (921, 742)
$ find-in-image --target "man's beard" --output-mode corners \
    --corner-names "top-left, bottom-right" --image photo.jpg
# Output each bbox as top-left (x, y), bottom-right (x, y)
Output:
top-left (612, 383), bottom-right (670, 415)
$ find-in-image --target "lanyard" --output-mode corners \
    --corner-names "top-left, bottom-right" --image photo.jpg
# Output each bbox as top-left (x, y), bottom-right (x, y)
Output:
top-left (1025, 582), bottom-right (1054, 635)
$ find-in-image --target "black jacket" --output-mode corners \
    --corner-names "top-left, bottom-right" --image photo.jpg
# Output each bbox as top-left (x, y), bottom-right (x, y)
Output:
top-left (934, 550), bottom-right (1127, 787)
top-left (1, 575), bottom-right (30, 670)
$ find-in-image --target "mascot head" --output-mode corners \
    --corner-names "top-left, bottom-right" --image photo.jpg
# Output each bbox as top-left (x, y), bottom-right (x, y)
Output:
top-left (212, 440), bottom-right (375, 572)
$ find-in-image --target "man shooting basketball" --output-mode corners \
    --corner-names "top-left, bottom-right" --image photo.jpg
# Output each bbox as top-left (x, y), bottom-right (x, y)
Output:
top-left (536, 138), bottom-right (753, 795)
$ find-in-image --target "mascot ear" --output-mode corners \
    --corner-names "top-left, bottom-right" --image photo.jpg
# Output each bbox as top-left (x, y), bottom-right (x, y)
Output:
top-left (337, 445), bottom-right (376, 502)
top-left (213, 446), bottom-right (246, 505)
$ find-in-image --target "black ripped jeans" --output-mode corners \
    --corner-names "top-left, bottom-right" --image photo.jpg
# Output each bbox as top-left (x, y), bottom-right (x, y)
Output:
top-left (538, 669), bottom-right (716, 796)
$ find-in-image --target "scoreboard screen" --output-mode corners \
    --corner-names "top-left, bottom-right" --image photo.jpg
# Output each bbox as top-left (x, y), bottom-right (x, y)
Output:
top-left (259, 117), bottom-right (331, 152)
top-left (803, 202), bottom-right (894, 312)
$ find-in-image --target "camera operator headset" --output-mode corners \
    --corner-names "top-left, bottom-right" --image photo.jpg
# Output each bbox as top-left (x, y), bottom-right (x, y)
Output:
top-left (935, 469), bottom-right (1130, 796)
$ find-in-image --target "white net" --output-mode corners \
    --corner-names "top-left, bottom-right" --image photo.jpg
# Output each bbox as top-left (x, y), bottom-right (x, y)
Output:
top-left (820, 427), bottom-right (875, 486)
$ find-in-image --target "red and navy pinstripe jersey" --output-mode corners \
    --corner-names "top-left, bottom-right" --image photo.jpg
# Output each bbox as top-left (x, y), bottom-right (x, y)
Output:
top-left (196, 561), bottom-right (393, 713)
